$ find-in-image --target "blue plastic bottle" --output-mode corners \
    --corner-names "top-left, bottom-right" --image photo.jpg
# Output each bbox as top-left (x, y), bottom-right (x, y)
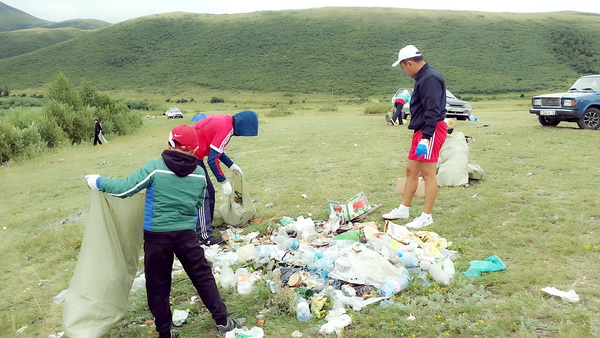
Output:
top-left (379, 277), bottom-right (411, 297)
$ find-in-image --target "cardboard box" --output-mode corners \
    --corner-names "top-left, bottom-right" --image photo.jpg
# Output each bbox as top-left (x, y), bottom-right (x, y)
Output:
top-left (396, 177), bottom-right (425, 197)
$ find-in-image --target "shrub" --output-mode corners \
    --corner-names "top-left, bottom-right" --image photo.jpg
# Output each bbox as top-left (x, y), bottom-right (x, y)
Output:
top-left (210, 96), bottom-right (225, 103)
top-left (0, 120), bottom-right (45, 162)
top-left (44, 101), bottom-right (94, 144)
top-left (123, 99), bottom-right (154, 111)
top-left (319, 105), bottom-right (338, 112)
top-left (266, 107), bottom-right (293, 117)
top-left (0, 97), bottom-right (43, 109)
top-left (37, 118), bottom-right (67, 148)
top-left (364, 103), bottom-right (390, 115)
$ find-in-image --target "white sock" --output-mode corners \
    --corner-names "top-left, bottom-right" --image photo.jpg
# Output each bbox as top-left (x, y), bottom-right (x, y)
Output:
top-left (421, 212), bottom-right (432, 220)
top-left (399, 204), bottom-right (409, 212)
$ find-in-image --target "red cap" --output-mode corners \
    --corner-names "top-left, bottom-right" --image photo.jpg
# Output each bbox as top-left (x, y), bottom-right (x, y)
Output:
top-left (168, 125), bottom-right (198, 151)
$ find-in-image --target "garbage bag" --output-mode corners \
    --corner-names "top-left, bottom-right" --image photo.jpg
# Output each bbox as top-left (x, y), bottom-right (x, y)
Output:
top-left (463, 255), bottom-right (507, 278)
top-left (437, 131), bottom-right (469, 186)
top-left (63, 191), bottom-right (144, 338)
top-left (467, 163), bottom-right (485, 180)
top-left (219, 170), bottom-right (256, 226)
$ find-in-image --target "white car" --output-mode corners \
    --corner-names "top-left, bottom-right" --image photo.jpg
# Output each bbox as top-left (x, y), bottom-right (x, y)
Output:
top-left (165, 107), bottom-right (184, 119)
top-left (392, 88), bottom-right (473, 120)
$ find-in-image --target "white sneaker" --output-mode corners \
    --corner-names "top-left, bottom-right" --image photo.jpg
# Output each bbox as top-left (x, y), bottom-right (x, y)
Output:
top-left (382, 207), bottom-right (409, 220)
top-left (405, 215), bottom-right (433, 229)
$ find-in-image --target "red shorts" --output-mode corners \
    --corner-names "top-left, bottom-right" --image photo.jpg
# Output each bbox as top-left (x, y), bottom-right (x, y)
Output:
top-left (408, 121), bottom-right (448, 163)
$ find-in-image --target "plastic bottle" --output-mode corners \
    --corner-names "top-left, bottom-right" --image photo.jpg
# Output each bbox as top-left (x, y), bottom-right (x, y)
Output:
top-left (397, 252), bottom-right (419, 268)
top-left (421, 261), bottom-right (450, 285)
top-left (416, 270), bottom-right (431, 286)
top-left (296, 297), bottom-right (311, 321)
top-left (274, 235), bottom-right (300, 250)
top-left (256, 244), bottom-right (278, 258)
top-left (220, 266), bottom-right (236, 288)
top-left (235, 268), bottom-right (253, 294)
top-left (308, 258), bottom-right (334, 278)
top-left (379, 276), bottom-right (411, 297)
top-left (441, 257), bottom-right (456, 279)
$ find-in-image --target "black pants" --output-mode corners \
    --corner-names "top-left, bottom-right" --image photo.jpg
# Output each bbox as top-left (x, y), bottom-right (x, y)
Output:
top-left (392, 103), bottom-right (404, 125)
top-left (93, 132), bottom-right (102, 146)
top-left (196, 160), bottom-right (216, 240)
top-left (144, 230), bottom-right (227, 337)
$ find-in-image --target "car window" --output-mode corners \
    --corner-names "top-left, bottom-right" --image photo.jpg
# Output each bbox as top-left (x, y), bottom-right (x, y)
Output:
top-left (446, 90), bottom-right (457, 99)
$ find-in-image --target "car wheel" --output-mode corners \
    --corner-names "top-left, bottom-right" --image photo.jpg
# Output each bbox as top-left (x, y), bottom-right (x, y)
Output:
top-left (577, 108), bottom-right (600, 129)
top-left (538, 116), bottom-right (560, 126)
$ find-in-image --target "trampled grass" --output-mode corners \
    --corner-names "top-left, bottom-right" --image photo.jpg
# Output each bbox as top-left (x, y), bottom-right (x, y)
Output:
top-left (1, 97), bottom-right (599, 337)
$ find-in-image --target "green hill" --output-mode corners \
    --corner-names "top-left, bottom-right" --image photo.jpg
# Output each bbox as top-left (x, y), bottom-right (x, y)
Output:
top-left (0, 1), bottom-right (51, 31)
top-left (42, 19), bottom-right (111, 30)
top-left (0, 27), bottom-right (88, 59)
top-left (0, 8), bottom-right (599, 96)
top-left (0, 2), bottom-right (111, 32)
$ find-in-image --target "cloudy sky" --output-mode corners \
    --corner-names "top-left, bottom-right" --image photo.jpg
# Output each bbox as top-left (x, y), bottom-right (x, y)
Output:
top-left (4, 0), bottom-right (600, 23)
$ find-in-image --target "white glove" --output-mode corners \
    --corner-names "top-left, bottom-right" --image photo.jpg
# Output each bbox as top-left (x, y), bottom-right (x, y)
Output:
top-left (221, 180), bottom-right (232, 196)
top-left (85, 174), bottom-right (100, 190)
top-left (230, 163), bottom-right (243, 174)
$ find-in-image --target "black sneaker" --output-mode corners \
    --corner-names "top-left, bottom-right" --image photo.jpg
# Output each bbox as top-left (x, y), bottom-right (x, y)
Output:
top-left (216, 318), bottom-right (246, 334)
top-left (170, 329), bottom-right (180, 338)
top-left (200, 236), bottom-right (224, 246)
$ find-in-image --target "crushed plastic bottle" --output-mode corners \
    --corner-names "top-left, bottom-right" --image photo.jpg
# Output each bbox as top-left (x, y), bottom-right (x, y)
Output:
top-left (379, 276), bottom-right (411, 297)
top-left (235, 268), bottom-right (253, 294)
top-left (274, 235), bottom-right (300, 251)
top-left (296, 297), bottom-right (311, 321)
top-left (397, 252), bottom-right (419, 268)
top-left (307, 258), bottom-right (334, 278)
top-left (220, 266), bottom-right (236, 288)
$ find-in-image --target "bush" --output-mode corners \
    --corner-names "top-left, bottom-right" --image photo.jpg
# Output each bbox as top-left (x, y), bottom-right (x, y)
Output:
top-left (123, 99), bottom-right (154, 111)
top-left (364, 103), bottom-right (390, 115)
top-left (266, 107), bottom-right (293, 117)
top-left (210, 96), bottom-right (225, 103)
top-left (0, 120), bottom-right (45, 162)
top-left (0, 97), bottom-right (44, 109)
top-left (319, 105), bottom-right (338, 112)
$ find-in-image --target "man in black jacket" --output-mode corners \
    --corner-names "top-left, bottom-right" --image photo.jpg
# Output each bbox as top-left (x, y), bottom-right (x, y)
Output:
top-left (383, 45), bottom-right (448, 229)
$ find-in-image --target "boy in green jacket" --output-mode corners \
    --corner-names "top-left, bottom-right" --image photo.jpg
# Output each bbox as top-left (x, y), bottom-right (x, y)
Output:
top-left (85, 125), bottom-right (244, 337)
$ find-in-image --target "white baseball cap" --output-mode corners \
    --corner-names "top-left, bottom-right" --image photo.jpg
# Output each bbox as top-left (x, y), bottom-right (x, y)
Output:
top-left (392, 45), bottom-right (422, 67)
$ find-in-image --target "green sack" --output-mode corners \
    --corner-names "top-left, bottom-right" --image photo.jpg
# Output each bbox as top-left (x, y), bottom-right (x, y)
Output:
top-left (63, 191), bottom-right (144, 337)
top-left (219, 170), bottom-right (256, 226)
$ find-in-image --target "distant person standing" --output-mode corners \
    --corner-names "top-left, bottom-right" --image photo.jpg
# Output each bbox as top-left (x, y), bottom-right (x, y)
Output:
top-left (192, 110), bottom-right (258, 246)
top-left (383, 45), bottom-right (448, 228)
top-left (93, 119), bottom-right (103, 146)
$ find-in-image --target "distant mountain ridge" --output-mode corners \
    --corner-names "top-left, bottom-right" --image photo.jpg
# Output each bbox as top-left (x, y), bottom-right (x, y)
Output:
top-left (0, 7), bottom-right (599, 96)
top-left (0, 1), bottom-right (110, 32)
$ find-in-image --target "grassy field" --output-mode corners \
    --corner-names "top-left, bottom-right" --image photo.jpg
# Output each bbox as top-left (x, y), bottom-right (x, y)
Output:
top-left (1, 96), bottom-right (599, 337)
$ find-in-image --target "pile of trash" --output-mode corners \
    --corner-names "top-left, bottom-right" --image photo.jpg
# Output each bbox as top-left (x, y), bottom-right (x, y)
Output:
top-left (199, 197), bottom-right (459, 336)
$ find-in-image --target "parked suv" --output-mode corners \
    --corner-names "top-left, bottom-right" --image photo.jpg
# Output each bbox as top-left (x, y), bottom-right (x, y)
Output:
top-left (392, 88), bottom-right (472, 120)
top-left (530, 74), bottom-right (600, 129)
